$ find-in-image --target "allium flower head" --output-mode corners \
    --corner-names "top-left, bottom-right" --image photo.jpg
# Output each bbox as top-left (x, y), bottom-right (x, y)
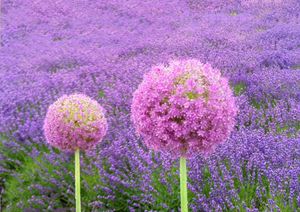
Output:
top-left (43, 94), bottom-right (107, 151)
top-left (131, 59), bottom-right (238, 157)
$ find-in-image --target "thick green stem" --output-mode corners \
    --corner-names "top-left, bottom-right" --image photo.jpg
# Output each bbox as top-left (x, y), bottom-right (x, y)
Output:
top-left (180, 157), bottom-right (188, 212)
top-left (75, 149), bottom-right (81, 212)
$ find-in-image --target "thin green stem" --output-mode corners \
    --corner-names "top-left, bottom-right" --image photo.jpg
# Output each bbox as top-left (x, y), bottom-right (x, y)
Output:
top-left (75, 149), bottom-right (81, 212)
top-left (180, 157), bottom-right (188, 212)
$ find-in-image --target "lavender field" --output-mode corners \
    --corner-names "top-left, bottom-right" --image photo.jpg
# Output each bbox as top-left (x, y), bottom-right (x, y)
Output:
top-left (0, 0), bottom-right (300, 211)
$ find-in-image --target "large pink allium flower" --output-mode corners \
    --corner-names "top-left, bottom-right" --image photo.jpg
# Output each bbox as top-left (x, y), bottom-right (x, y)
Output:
top-left (131, 59), bottom-right (238, 158)
top-left (43, 94), bottom-right (107, 151)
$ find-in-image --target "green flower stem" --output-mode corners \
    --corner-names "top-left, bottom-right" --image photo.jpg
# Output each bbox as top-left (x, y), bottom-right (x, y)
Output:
top-left (75, 149), bottom-right (81, 212)
top-left (180, 157), bottom-right (188, 212)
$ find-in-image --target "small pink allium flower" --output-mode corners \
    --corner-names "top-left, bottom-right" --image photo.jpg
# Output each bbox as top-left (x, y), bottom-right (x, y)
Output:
top-left (131, 59), bottom-right (238, 157)
top-left (43, 93), bottom-right (107, 151)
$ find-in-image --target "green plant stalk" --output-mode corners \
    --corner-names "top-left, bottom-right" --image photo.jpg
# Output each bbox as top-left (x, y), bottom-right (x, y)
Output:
top-left (180, 157), bottom-right (188, 212)
top-left (75, 149), bottom-right (81, 212)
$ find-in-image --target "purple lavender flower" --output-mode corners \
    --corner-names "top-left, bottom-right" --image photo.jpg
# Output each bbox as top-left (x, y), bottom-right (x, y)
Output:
top-left (43, 93), bottom-right (107, 151)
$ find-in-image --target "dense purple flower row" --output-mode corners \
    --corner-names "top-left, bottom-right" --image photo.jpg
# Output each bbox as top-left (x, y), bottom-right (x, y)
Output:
top-left (0, 0), bottom-right (299, 210)
top-left (189, 128), bottom-right (300, 210)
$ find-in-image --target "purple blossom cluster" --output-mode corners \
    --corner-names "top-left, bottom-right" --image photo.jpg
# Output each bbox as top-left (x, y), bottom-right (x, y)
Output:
top-left (0, 0), bottom-right (299, 211)
top-left (132, 59), bottom-right (237, 157)
top-left (43, 94), bottom-right (107, 151)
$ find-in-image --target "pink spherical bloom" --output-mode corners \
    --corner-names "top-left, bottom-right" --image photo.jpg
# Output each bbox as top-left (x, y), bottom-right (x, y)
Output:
top-left (131, 59), bottom-right (238, 158)
top-left (43, 93), bottom-right (107, 151)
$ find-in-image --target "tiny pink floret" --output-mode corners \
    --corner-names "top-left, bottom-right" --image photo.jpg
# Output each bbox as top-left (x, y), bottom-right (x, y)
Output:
top-left (131, 59), bottom-right (238, 158)
top-left (43, 93), bottom-right (108, 151)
